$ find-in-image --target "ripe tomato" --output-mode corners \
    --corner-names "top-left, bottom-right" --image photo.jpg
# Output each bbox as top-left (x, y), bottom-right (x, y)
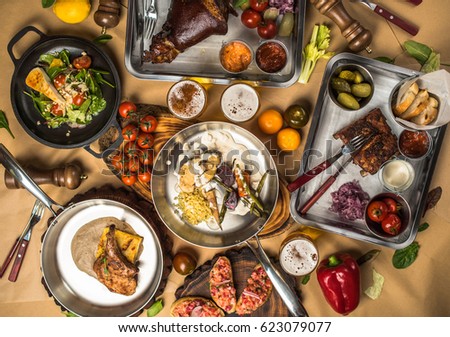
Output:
top-left (51, 103), bottom-right (64, 116)
top-left (128, 157), bottom-right (140, 172)
top-left (119, 101), bottom-right (137, 119)
top-left (121, 172), bottom-right (137, 186)
top-left (53, 73), bottom-right (66, 89)
top-left (121, 124), bottom-right (139, 142)
top-left (137, 133), bottom-right (155, 149)
top-left (138, 170), bottom-right (152, 184)
top-left (241, 9), bottom-right (262, 29)
top-left (138, 149), bottom-right (154, 166)
top-left (383, 197), bottom-right (400, 213)
top-left (173, 252), bottom-right (197, 276)
top-left (110, 153), bottom-right (126, 172)
top-left (257, 20), bottom-right (277, 39)
top-left (72, 93), bottom-right (86, 107)
top-left (139, 115), bottom-right (158, 133)
top-left (123, 141), bottom-right (138, 157)
top-left (72, 55), bottom-right (92, 69)
top-left (367, 201), bottom-right (389, 222)
top-left (250, 0), bottom-right (269, 12)
top-left (381, 213), bottom-right (402, 235)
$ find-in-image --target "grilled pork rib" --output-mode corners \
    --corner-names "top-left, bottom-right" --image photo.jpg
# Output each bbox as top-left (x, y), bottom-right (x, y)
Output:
top-left (143, 0), bottom-right (236, 63)
top-left (93, 225), bottom-right (139, 296)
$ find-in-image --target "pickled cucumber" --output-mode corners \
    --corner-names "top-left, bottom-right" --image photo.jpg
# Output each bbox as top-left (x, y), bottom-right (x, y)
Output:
top-left (331, 77), bottom-right (351, 93)
top-left (353, 70), bottom-right (364, 84)
top-left (337, 92), bottom-right (360, 110)
top-left (338, 70), bottom-right (356, 82)
top-left (351, 83), bottom-right (372, 98)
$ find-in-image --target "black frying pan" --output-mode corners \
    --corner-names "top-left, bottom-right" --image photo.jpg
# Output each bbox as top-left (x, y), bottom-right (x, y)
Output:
top-left (8, 26), bottom-right (122, 157)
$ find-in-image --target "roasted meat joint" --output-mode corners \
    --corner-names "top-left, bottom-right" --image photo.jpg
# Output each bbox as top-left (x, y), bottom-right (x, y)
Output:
top-left (143, 0), bottom-right (236, 63)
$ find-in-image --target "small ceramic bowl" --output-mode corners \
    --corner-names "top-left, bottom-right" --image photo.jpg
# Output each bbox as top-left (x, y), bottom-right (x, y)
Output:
top-left (219, 40), bottom-right (253, 74)
top-left (255, 40), bottom-right (288, 74)
top-left (398, 129), bottom-right (433, 160)
top-left (365, 192), bottom-right (411, 239)
top-left (328, 64), bottom-right (374, 111)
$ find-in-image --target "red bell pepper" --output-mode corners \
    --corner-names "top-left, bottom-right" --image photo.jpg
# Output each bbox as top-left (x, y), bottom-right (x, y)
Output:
top-left (316, 253), bottom-right (360, 315)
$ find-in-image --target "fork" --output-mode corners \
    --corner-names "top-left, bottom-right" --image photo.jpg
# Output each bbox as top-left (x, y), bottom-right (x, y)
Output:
top-left (0, 200), bottom-right (45, 281)
top-left (287, 134), bottom-right (371, 193)
top-left (143, 0), bottom-right (157, 40)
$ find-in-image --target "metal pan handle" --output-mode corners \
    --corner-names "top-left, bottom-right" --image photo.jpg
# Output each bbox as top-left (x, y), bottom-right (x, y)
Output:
top-left (83, 119), bottom-right (123, 159)
top-left (7, 26), bottom-right (47, 66)
top-left (0, 144), bottom-right (63, 216)
top-left (246, 236), bottom-right (309, 317)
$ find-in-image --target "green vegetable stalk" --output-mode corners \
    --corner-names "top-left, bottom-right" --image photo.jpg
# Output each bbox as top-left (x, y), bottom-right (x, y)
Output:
top-left (298, 24), bottom-right (334, 84)
top-left (404, 40), bottom-right (441, 73)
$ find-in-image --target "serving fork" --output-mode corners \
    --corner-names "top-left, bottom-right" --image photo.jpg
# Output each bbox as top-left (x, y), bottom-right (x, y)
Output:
top-left (143, 0), bottom-right (157, 40)
top-left (287, 134), bottom-right (371, 193)
top-left (0, 200), bottom-right (45, 281)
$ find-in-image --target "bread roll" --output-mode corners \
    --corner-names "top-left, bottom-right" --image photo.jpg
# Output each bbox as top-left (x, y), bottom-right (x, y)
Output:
top-left (400, 89), bottom-right (429, 120)
top-left (411, 97), bottom-right (439, 125)
top-left (394, 82), bottom-right (419, 116)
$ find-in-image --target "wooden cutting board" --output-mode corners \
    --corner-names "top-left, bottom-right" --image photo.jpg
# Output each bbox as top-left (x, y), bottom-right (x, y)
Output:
top-left (174, 246), bottom-right (300, 317)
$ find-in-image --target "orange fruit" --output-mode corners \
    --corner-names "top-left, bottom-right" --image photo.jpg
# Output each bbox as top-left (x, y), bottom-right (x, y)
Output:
top-left (257, 109), bottom-right (284, 134)
top-left (277, 128), bottom-right (301, 151)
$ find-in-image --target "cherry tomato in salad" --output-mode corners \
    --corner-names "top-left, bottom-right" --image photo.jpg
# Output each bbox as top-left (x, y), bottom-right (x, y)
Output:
top-left (250, 0), bottom-right (269, 12)
top-left (119, 101), bottom-right (137, 119)
top-left (138, 169), bottom-right (152, 184)
top-left (257, 20), bottom-right (277, 39)
top-left (51, 103), bottom-right (64, 116)
top-left (381, 213), bottom-right (402, 235)
top-left (383, 197), bottom-right (400, 214)
top-left (72, 54), bottom-right (92, 69)
top-left (137, 132), bottom-right (155, 149)
top-left (139, 115), bottom-right (158, 133)
top-left (53, 73), bottom-right (66, 89)
top-left (72, 93), bottom-right (86, 107)
top-left (367, 201), bottom-right (388, 222)
top-left (121, 172), bottom-right (137, 186)
top-left (241, 9), bottom-right (262, 29)
top-left (121, 124), bottom-right (139, 142)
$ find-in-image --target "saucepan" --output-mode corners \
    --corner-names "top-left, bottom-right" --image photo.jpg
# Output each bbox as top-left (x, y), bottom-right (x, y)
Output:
top-left (8, 26), bottom-right (122, 157)
top-left (151, 122), bottom-right (308, 317)
top-left (0, 144), bottom-right (163, 317)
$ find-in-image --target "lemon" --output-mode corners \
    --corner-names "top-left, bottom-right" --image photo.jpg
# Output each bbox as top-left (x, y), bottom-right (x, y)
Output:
top-left (53, 0), bottom-right (91, 24)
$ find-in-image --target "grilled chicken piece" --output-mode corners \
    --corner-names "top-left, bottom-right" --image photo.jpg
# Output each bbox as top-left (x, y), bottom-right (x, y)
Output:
top-left (143, 0), bottom-right (236, 63)
top-left (93, 225), bottom-right (139, 296)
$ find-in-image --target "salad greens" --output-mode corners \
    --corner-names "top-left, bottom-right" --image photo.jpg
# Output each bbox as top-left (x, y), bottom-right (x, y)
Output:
top-left (25, 49), bottom-right (113, 128)
top-left (299, 24), bottom-right (334, 84)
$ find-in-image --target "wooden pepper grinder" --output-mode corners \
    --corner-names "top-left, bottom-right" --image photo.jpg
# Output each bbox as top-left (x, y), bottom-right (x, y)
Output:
top-left (94, 0), bottom-right (121, 35)
top-left (4, 163), bottom-right (87, 190)
top-left (310, 0), bottom-right (373, 53)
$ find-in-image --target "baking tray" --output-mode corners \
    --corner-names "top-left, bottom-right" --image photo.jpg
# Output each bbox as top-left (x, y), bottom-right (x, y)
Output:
top-left (289, 53), bottom-right (447, 249)
top-left (124, 0), bottom-right (305, 87)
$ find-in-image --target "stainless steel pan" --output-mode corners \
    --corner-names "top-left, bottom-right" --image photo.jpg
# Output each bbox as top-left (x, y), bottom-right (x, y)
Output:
top-left (0, 144), bottom-right (163, 317)
top-left (151, 122), bottom-right (308, 317)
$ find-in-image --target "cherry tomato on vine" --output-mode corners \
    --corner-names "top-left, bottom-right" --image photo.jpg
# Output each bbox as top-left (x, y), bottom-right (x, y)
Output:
top-left (250, 0), bottom-right (269, 12)
top-left (381, 213), bottom-right (402, 235)
top-left (128, 157), bottom-right (140, 172)
top-left (138, 170), bottom-right (152, 184)
top-left (122, 124), bottom-right (139, 142)
top-left (110, 153), bottom-right (126, 171)
top-left (137, 133), bottom-right (155, 149)
top-left (257, 20), bottom-right (277, 39)
top-left (119, 101), bottom-right (137, 119)
top-left (138, 149), bottom-right (154, 166)
top-left (123, 141), bottom-right (138, 157)
top-left (139, 115), bottom-right (158, 133)
top-left (367, 201), bottom-right (388, 222)
top-left (121, 172), bottom-right (137, 186)
top-left (241, 9), bottom-right (262, 29)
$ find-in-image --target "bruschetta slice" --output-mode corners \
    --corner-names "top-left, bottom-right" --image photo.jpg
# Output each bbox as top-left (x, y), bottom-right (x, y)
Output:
top-left (209, 256), bottom-right (237, 314)
top-left (170, 296), bottom-right (225, 317)
top-left (235, 264), bottom-right (273, 316)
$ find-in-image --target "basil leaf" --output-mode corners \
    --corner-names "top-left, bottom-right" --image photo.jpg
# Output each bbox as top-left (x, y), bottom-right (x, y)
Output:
top-left (147, 299), bottom-right (163, 317)
top-left (418, 222), bottom-right (429, 232)
top-left (93, 34), bottom-right (113, 44)
top-left (0, 110), bottom-right (15, 139)
top-left (404, 41), bottom-right (432, 65)
top-left (421, 51), bottom-right (440, 73)
top-left (392, 242), bottom-right (420, 269)
top-left (42, 0), bottom-right (56, 8)
top-left (375, 56), bottom-right (395, 64)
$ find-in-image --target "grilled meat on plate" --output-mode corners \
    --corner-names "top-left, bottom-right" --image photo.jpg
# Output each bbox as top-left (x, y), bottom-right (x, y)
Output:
top-left (93, 225), bottom-right (139, 296)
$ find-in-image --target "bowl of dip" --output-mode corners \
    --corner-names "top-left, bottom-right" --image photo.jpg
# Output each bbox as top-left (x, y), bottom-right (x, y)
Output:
top-left (398, 129), bottom-right (432, 160)
top-left (378, 158), bottom-right (415, 193)
top-left (219, 40), bottom-right (253, 73)
top-left (365, 192), bottom-right (411, 239)
top-left (220, 83), bottom-right (260, 122)
top-left (167, 80), bottom-right (207, 120)
top-left (255, 40), bottom-right (288, 74)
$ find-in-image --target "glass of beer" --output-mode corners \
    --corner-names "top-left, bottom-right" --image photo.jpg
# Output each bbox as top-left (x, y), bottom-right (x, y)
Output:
top-left (279, 231), bottom-right (319, 277)
top-left (167, 79), bottom-right (207, 120)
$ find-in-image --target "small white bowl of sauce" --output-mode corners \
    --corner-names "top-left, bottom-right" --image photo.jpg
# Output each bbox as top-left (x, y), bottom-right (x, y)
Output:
top-left (379, 159), bottom-right (415, 193)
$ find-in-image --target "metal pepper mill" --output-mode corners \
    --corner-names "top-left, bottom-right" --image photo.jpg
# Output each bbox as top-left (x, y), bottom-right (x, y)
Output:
top-left (94, 0), bottom-right (121, 35)
top-left (310, 0), bottom-right (373, 53)
top-left (4, 163), bottom-right (87, 190)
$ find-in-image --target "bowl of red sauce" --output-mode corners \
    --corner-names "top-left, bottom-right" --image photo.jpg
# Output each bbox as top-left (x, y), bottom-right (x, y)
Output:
top-left (219, 40), bottom-right (253, 73)
top-left (398, 130), bottom-right (432, 160)
top-left (255, 40), bottom-right (288, 74)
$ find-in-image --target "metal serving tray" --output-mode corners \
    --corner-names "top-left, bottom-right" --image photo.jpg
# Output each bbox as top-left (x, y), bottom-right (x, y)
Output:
top-left (290, 53), bottom-right (447, 249)
top-left (124, 0), bottom-right (305, 87)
